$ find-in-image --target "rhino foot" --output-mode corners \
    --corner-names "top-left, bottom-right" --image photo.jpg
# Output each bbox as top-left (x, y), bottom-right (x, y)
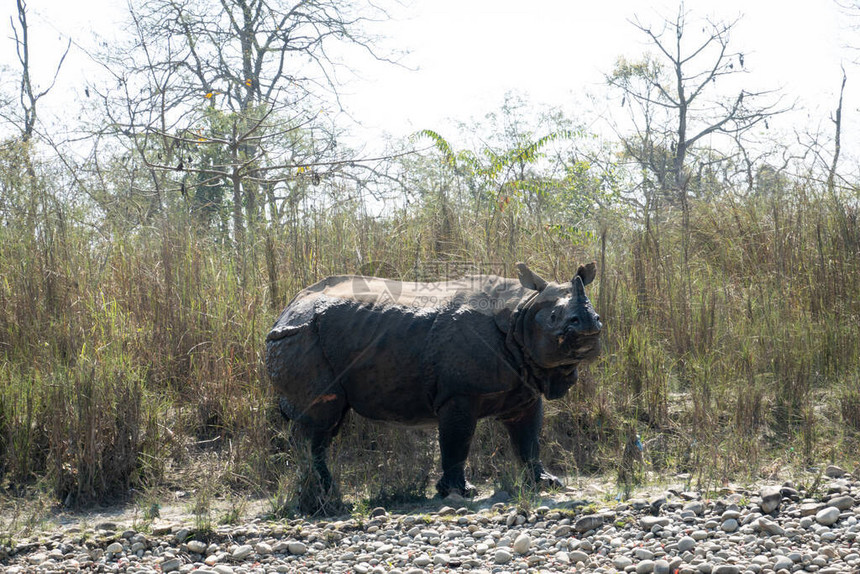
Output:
top-left (529, 463), bottom-right (564, 491)
top-left (436, 478), bottom-right (478, 499)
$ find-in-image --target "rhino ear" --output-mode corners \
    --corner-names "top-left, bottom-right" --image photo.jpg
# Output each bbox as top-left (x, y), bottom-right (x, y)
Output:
top-left (574, 261), bottom-right (597, 286)
top-left (516, 262), bottom-right (548, 292)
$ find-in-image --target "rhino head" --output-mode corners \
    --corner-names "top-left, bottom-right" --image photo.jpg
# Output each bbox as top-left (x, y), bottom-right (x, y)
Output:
top-left (515, 262), bottom-right (603, 399)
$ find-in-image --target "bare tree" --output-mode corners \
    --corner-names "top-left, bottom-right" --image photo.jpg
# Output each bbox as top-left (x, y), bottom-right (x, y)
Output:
top-left (93, 0), bottom-right (397, 240)
top-left (827, 67), bottom-right (847, 194)
top-left (7, 0), bottom-right (70, 144)
top-left (607, 6), bottom-right (786, 201)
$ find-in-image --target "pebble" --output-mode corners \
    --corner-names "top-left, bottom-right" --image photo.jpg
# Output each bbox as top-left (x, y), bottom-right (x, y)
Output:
top-left (495, 548), bottom-right (513, 564)
top-left (512, 533), bottom-right (531, 554)
top-left (760, 486), bottom-right (783, 513)
top-left (816, 507), bottom-right (841, 526)
top-left (7, 474), bottom-right (860, 574)
top-left (106, 542), bottom-right (124, 554)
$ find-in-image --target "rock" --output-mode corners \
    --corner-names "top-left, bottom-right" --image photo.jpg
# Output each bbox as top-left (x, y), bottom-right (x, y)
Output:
top-left (490, 490), bottom-right (511, 503)
top-left (678, 536), bottom-right (696, 552)
top-left (825, 465), bottom-right (847, 478)
top-left (816, 506), bottom-right (841, 526)
top-left (760, 486), bottom-right (782, 513)
top-left (801, 502), bottom-right (825, 516)
top-left (433, 553), bottom-right (450, 565)
top-left (413, 554), bottom-right (431, 567)
top-left (513, 533), bottom-right (531, 554)
top-left (754, 517), bottom-right (785, 535)
top-left (654, 559), bottom-right (671, 574)
top-left (720, 518), bottom-right (739, 532)
top-left (636, 559), bottom-right (656, 574)
top-left (288, 541), bottom-right (307, 555)
top-left (160, 558), bottom-right (182, 573)
top-left (443, 492), bottom-right (466, 506)
top-left (712, 566), bottom-right (739, 574)
top-left (773, 556), bottom-right (794, 570)
top-left (635, 548), bottom-right (655, 560)
top-left (254, 542), bottom-right (272, 555)
top-left (574, 515), bottom-right (604, 533)
top-left (106, 542), bottom-right (123, 554)
top-left (614, 555), bottom-right (633, 569)
top-left (151, 521), bottom-right (174, 535)
top-left (27, 553), bottom-right (46, 565)
top-left (569, 549), bottom-right (588, 563)
top-left (231, 545), bottom-right (253, 560)
top-left (828, 495), bottom-right (855, 510)
top-left (495, 548), bottom-right (513, 564)
top-left (640, 516), bottom-right (670, 530)
top-left (187, 540), bottom-right (207, 554)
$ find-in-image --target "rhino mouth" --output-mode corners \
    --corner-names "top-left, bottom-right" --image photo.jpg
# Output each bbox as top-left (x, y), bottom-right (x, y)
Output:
top-left (559, 331), bottom-right (602, 363)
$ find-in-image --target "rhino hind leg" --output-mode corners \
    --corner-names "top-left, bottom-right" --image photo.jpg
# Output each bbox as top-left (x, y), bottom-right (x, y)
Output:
top-left (435, 397), bottom-right (479, 498)
top-left (500, 399), bottom-right (563, 490)
top-left (289, 403), bottom-right (350, 515)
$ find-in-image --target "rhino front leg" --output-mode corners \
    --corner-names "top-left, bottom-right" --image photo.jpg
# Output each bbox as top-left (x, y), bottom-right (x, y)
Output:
top-left (501, 398), bottom-right (563, 490)
top-left (436, 397), bottom-right (478, 498)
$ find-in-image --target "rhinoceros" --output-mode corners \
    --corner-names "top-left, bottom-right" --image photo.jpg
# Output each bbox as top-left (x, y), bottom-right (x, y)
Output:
top-left (266, 262), bottom-right (602, 509)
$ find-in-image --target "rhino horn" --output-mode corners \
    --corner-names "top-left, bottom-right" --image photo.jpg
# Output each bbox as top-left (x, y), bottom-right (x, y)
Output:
top-left (574, 261), bottom-right (597, 286)
top-left (573, 275), bottom-right (587, 299)
top-left (516, 262), bottom-right (548, 292)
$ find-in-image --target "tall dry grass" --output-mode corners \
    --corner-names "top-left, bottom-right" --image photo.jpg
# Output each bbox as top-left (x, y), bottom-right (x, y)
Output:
top-left (1, 138), bottom-right (860, 507)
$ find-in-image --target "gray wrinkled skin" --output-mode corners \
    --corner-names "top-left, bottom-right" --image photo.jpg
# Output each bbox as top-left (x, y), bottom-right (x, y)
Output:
top-left (266, 262), bottom-right (602, 512)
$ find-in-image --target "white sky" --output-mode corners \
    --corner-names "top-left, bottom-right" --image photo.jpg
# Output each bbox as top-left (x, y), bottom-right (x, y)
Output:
top-left (2, 0), bottom-right (858, 156)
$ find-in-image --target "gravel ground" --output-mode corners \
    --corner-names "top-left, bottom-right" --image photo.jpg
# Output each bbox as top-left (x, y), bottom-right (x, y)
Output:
top-left (4, 466), bottom-right (860, 573)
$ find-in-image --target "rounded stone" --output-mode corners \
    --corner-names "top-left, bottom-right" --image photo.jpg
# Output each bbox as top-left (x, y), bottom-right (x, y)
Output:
top-left (678, 536), bottom-right (696, 552)
top-left (495, 548), bottom-right (513, 564)
top-left (287, 541), bottom-right (308, 555)
top-left (513, 533), bottom-right (531, 554)
top-left (816, 507), bottom-right (841, 526)
top-left (828, 495), bottom-right (855, 511)
top-left (160, 558), bottom-right (182, 573)
top-left (433, 553), bottom-right (450, 565)
top-left (106, 542), bottom-right (123, 554)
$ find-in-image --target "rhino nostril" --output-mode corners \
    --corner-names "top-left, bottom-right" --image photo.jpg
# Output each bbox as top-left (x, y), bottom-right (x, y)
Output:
top-left (571, 317), bottom-right (580, 325)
